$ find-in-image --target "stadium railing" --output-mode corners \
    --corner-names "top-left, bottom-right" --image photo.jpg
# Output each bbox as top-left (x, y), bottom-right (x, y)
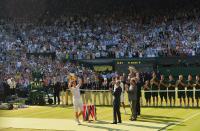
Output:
top-left (65, 88), bottom-right (200, 107)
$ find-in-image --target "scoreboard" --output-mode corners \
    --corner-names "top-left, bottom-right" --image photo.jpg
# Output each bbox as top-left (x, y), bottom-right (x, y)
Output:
top-left (78, 58), bottom-right (155, 73)
top-left (115, 59), bottom-right (153, 74)
top-left (116, 60), bottom-right (142, 65)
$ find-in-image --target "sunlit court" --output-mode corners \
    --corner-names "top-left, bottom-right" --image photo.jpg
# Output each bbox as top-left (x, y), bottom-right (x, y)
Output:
top-left (1, 0), bottom-right (200, 131)
top-left (1, 91), bottom-right (200, 130)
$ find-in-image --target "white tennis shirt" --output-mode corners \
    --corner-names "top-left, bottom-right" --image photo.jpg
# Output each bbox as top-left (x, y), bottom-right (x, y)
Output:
top-left (70, 83), bottom-right (81, 102)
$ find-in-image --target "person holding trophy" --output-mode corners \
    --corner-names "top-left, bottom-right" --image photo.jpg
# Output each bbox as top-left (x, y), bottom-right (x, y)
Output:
top-left (68, 73), bottom-right (83, 125)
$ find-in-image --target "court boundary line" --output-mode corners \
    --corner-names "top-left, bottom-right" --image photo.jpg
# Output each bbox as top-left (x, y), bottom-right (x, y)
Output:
top-left (0, 107), bottom-right (62, 118)
top-left (0, 117), bottom-right (168, 131)
top-left (159, 111), bottom-right (200, 131)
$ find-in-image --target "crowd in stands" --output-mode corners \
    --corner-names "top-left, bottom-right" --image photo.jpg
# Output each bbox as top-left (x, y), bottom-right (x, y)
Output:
top-left (0, 6), bottom-right (200, 97)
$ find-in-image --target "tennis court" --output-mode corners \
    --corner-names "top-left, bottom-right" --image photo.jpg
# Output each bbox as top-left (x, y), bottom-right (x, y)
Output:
top-left (0, 106), bottom-right (200, 131)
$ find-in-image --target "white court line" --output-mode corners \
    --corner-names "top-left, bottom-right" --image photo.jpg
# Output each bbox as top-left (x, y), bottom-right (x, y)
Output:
top-left (162, 111), bottom-right (200, 130)
top-left (1, 107), bottom-right (63, 118)
top-left (0, 117), bottom-right (167, 131)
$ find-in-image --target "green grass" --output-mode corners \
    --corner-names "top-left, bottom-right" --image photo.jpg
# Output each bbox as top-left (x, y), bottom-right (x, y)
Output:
top-left (0, 128), bottom-right (54, 131)
top-left (167, 110), bottom-right (200, 131)
top-left (1, 106), bottom-right (200, 130)
top-left (1, 91), bottom-right (200, 130)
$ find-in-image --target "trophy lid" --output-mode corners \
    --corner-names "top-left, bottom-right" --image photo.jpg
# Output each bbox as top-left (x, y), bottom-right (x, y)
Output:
top-left (69, 73), bottom-right (76, 77)
top-left (128, 66), bottom-right (137, 72)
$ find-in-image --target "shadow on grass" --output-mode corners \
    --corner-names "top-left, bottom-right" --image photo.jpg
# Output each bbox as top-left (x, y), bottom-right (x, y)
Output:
top-left (136, 114), bottom-right (181, 125)
top-left (82, 120), bottom-right (165, 130)
top-left (81, 123), bottom-right (128, 131)
top-left (94, 120), bottom-right (111, 124)
top-left (43, 105), bottom-right (74, 109)
top-left (159, 123), bottom-right (186, 131)
top-left (137, 115), bottom-right (185, 131)
top-left (119, 122), bottom-right (162, 130)
top-left (140, 114), bottom-right (181, 119)
top-left (167, 124), bottom-right (186, 131)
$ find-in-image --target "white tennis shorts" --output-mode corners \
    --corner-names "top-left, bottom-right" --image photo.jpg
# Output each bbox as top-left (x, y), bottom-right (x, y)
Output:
top-left (73, 98), bottom-right (83, 112)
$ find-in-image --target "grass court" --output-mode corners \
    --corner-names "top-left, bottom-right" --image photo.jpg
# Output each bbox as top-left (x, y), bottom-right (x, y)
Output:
top-left (0, 105), bottom-right (200, 131)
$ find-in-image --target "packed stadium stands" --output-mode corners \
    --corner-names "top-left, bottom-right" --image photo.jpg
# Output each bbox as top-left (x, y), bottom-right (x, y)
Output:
top-left (0, 0), bottom-right (200, 107)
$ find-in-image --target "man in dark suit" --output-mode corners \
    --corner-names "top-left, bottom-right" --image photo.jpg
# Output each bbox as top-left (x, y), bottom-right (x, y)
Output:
top-left (111, 80), bottom-right (122, 124)
top-left (136, 72), bottom-right (142, 116)
top-left (1, 80), bottom-right (10, 102)
top-left (53, 80), bottom-right (61, 105)
top-left (126, 78), bottom-right (138, 121)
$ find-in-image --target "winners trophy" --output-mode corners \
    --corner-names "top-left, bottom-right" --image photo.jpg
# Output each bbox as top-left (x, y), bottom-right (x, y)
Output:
top-left (68, 73), bottom-right (77, 86)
